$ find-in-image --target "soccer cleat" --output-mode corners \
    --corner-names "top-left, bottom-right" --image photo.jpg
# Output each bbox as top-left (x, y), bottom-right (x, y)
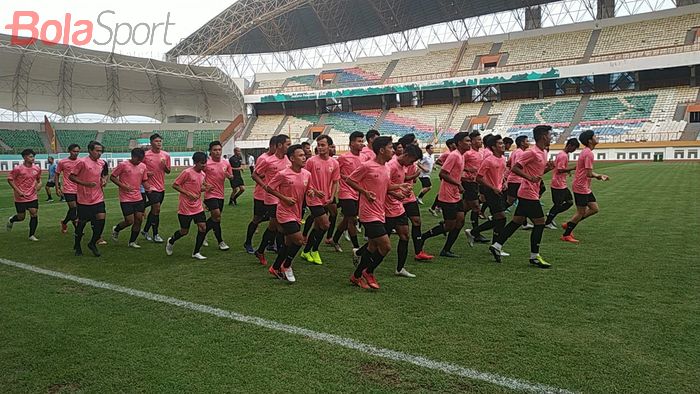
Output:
top-left (439, 250), bottom-right (459, 258)
top-left (362, 270), bottom-right (380, 289)
top-left (499, 250), bottom-right (510, 257)
top-left (202, 239), bottom-right (209, 247)
top-left (6, 216), bottom-right (14, 231)
top-left (28, 236), bottom-right (39, 242)
top-left (415, 251), bottom-right (434, 261)
top-left (343, 231), bottom-right (350, 242)
top-left (549, 219), bottom-right (558, 228)
top-left (561, 235), bottom-right (580, 244)
top-left (474, 235), bottom-right (490, 244)
top-left (165, 238), bottom-right (174, 256)
top-left (128, 242), bottom-right (141, 249)
top-left (97, 239), bottom-right (108, 246)
top-left (428, 208), bottom-right (438, 217)
top-left (521, 223), bottom-right (534, 230)
top-left (142, 231), bottom-right (152, 242)
top-left (464, 229), bottom-right (475, 247)
top-left (60, 221), bottom-right (68, 234)
top-left (352, 248), bottom-right (360, 267)
top-left (310, 251), bottom-right (323, 265)
top-left (395, 268), bottom-right (416, 278)
top-left (333, 243), bottom-right (343, 253)
top-left (192, 253), bottom-right (207, 260)
top-left (87, 243), bottom-right (101, 257)
top-left (417, 198), bottom-right (424, 205)
top-left (284, 267), bottom-right (296, 283)
top-left (268, 265), bottom-right (283, 279)
top-left (74, 248), bottom-right (83, 256)
top-left (255, 251), bottom-right (268, 266)
top-left (111, 226), bottom-right (119, 241)
top-left (243, 243), bottom-right (255, 254)
top-left (350, 274), bottom-right (370, 289)
top-left (545, 222), bottom-right (558, 230)
top-left (529, 255), bottom-right (552, 269)
top-left (153, 234), bottom-right (164, 244)
top-left (300, 251), bottom-right (314, 263)
top-left (47, 198), bottom-right (54, 203)
top-left (218, 241), bottom-right (230, 251)
top-left (489, 244), bottom-right (502, 263)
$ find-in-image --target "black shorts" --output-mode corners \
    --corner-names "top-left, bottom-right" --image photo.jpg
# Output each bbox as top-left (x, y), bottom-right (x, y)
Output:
top-left (339, 199), bottom-right (359, 217)
top-left (514, 198), bottom-right (544, 219)
top-left (230, 177), bottom-right (244, 188)
top-left (483, 189), bottom-right (506, 215)
top-left (362, 221), bottom-right (388, 239)
top-left (403, 201), bottom-right (420, 218)
top-left (462, 181), bottom-right (479, 201)
top-left (308, 205), bottom-right (328, 218)
top-left (63, 193), bottom-right (77, 203)
top-left (46, 181), bottom-right (56, 188)
top-left (77, 202), bottom-right (106, 221)
top-left (265, 204), bottom-right (277, 219)
top-left (280, 221), bottom-right (301, 235)
top-left (120, 201), bottom-right (145, 216)
top-left (147, 191), bottom-right (165, 205)
top-left (574, 192), bottom-right (597, 207)
top-left (178, 212), bottom-right (206, 228)
top-left (204, 198), bottom-right (225, 212)
top-left (419, 177), bottom-right (432, 188)
top-left (15, 199), bottom-right (38, 213)
top-left (552, 188), bottom-right (573, 206)
top-left (507, 183), bottom-right (521, 199)
top-left (384, 214), bottom-right (409, 232)
top-left (440, 201), bottom-right (465, 220)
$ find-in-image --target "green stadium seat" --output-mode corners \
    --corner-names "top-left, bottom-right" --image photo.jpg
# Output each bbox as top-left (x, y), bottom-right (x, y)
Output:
top-left (193, 130), bottom-right (223, 151)
top-left (0, 129), bottom-right (46, 154)
top-left (101, 130), bottom-right (142, 152)
top-left (56, 130), bottom-right (97, 151)
top-left (157, 130), bottom-right (189, 151)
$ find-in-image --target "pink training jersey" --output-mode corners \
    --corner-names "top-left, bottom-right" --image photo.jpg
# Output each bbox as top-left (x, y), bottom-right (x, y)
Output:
top-left (71, 157), bottom-right (106, 205)
top-left (56, 158), bottom-right (79, 194)
top-left (112, 160), bottom-right (148, 203)
top-left (360, 146), bottom-right (376, 162)
top-left (204, 158), bottom-right (233, 200)
top-left (143, 149), bottom-right (171, 192)
top-left (173, 167), bottom-right (206, 215)
top-left (256, 154), bottom-right (291, 205)
top-left (305, 155), bottom-right (340, 207)
top-left (8, 164), bottom-right (41, 203)
top-left (337, 151), bottom-right (362, 200)
top-left (438, 150), bottom-right (465, 204)
top-left (348, 160), bottom-right (391, 223)
top-left (482, 148), bottom-right (493, 159)
top-left (478, 154), bottom-right (506, 191)
top-left (403, 163), bottom-right (418, 203)
top-left (572, 147), bottom-right (594, 194)
top-left (462, 149), bottom-right (482, 182)
top-left (252, 153), bottom-right (272, 201)
top-left (268, 167), bottom-right (311, 224)
top-left (385, 157), bottom-right (406, 218)
top-left (437, 150), bottom-right (451, 165)
top-left (516, 145), bottom-right (548, 201)
top-left (506, 149), bottom-right (526, 184)
top-left (551, 150), bottom-right (570, 190)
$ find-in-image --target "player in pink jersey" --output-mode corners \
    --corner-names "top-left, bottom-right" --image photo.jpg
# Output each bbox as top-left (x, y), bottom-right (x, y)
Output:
top-left (203, 141), bottom-right (234, 251)
top-left (562, 130), bottom-right (610, 243)
top-left (299, 135), bottom-right (340, 265)
top-left (244, 136), bottom-right (277, 253)
top-left (421, 132), bottom-right (471, 258)
top-left (56, 144), bottom-right (81, 233)
top-left (166, 152), bottom-right (211, 260)
top-left (544, 138), bottom-right (579, 230)
top-left (6, 149), bottom-right (42, 241)
top-left (428, 138), bottom-right (456, 216)
top-left (489, 126), bottom-right (555, 268)
top-left (110, 148), bottom-right (151, 248)
top-left (69, 141), bottom-right (109, 257)
top-left (253, 134), bottom-right (292, 265)
top-left (506, 136), bottom-right (529, 205)
top-left (360, 129), bottom-right (380, 162)
top-left (141, 133), bottom-right (171, 243)
top-left (463, 131), bottom-right (486, 241)
top-left (265, 144), bottom-right (314, 283)
top-left (330, 131), bottom-right (365, 252)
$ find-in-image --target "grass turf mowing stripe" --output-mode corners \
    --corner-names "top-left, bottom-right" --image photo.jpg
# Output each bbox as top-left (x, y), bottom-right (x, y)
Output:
top-left (1, 257), bottom-right (575, 394)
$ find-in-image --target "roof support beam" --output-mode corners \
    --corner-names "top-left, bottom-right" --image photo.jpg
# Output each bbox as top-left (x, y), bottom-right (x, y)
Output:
top-left (146, 61), bottom-right (167, 123)
top-left (57, 55), bottom-right (74, 120)
top-left (105, 58), bottom-right (122, 121)
top-left (12, 53), bottom-right (34, 122)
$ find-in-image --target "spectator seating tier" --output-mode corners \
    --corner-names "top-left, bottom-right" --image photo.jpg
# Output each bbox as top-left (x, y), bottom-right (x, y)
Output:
top-left (56, 130), bottom-right (97, 151)
top-left (0, 129), bottom-right (46, 154)
top-left (101, 130), bottom-right (142, 152)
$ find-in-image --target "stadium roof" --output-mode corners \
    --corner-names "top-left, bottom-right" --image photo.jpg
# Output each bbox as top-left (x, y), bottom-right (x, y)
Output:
top-left (168, 0), bottom-right (558, 58)
top-left (0, 35), bottom-right (244, 122)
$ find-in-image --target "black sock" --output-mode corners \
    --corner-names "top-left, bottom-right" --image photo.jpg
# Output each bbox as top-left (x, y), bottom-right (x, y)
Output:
top-left (497, 221), bottom-right (521, 246)
top-left (115, 222), bottom-right (128, 232)
top-left (397, 239), bottom-right (409, 272)
top-left (275, 231), bottom-right (285, 251)
top-left (303, 229), bottom-right (316, 253)
top-left (443, 228), bottom-right (460, 252)
top-left (129, 229), bottom-right (140, 243)
top-left (310, 228), bottom-right (325, 252)
top-left (545, 208), bottom-right (557, 225)
top-left (257, 229), bottom-right (275, 254)
top-left (531, 224), bottom-right (545, 255)
top-left (9, 215), bottom-right (19, 223)
top-left (89, 219), bottom-right (105, 246)
top-left (74, 220), bottom-right (87, 249)
top-left (470, 210), bottom-right (479, 230)
top-left (431, 196), bottom-right (439, 209)
top-left (144, 212), bottom-right (153, 232)
top-left (273, 243), bottom-right (288, 270)
top-left (283, 243), bottom-right (303, 268)
top-left (332, 224), bottom-right (344, 244)
top-left (563, 221), bottom-right (578, 236)
top-left (245, 221), bottom-right (258, 245)
top-left (474, 219), bottom-right (496, 237)
top-left (152, 215), bottom-right (160, 236)
top-left (411, 225), bottom-right (423, 254)
top-left (418, 191), bottom-right (426, 199)
top-left (169, 230), bottom-right (184, 244)
top-left (62, 210), bottom-right (72, 225)
top-left (303, 216), bottom-right (314, 237)
top-left (29, 216), bottom-right (38, 237)
top-left (355, 243), bottom-right (368, 257)
top-left (350, 235), bottom-right (360, 249)
top-left (326, 215), bottom-right (337, 240)
top-left (367, 250), bottom-right (386, 273)
top-left (422, 222), bottom-right (445, 240)
top-left (354, 248), bottom-right (373, 278)
top-left (492, 218), bottom-right (506, 244)
top-left (194, 230), bottom-right (206, 254)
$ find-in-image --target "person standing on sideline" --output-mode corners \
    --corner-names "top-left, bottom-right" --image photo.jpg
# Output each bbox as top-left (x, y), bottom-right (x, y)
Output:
top-left (110, 148), bottom-right (150, 248)
top-left (142, 133), bottom-right (171, 243)
top-left (248, 153), bottom-right (256, 174)
top-left (56, 144), bottom-right (81, 233)
top-left (45, 156), bottom-right (57, 202)
top-left (417, 144), bottom-right (435, 205)
top-left (6, 149), bottom-right (42, 241)
top-left (228, 147), bottom-right (246, 206)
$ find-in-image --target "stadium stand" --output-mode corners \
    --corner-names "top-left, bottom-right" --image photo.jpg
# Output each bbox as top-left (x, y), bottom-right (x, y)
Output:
top-left (101, 130), bottom-right (142, 152)
top-left (56, 130), bottom-right (98, 150)
top-left (282, 116), bottom-right (314, 139)
top-left (322, 62), bottom-right (389, 86)
top-left (157, 130), bottom-right (189, 151)
top-left (247, 115), bottom-right (286, 140)
top-left (500, 29), bottom-right (592, 65)
top-left (286, 75), bottom-right (317, 89)
top-left (0, 129), bottom-right (46, 154)
top-left (389, 48), bottom-right (459, 80)
top-left (454, 43), bottom-right (495, 72)
top-left (192, 130), bottom-right (223, 151)
top-left (380, 105), bottom-right (453, 141)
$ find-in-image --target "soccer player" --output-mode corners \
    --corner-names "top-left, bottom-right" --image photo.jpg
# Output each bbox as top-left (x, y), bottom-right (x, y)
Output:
top-left (300, 135), bottom-right (340, 264)
top-left (45, 156), bottom-right (56, 202)
top-left (110, 148), bottom-right (150, 248)
top-left (253, 134), bottom-right (292, 265)
top-left (463, 131), bottom-right (487, 243)
top-left (203, 141), bottom-right (234, 251)
top-left (506, 135), bottom-right (528, 206)
top-left (301, 141), bottom-right (313, 160)
top-left (166, 152), bottom-right (210, 260)
top-left (545, 138), bottom-right (579, 229)
top-left (142, 133), bottom-right (171, 243)
top-left (56, 144), bottom-right (81, 233)
top-left (266, 144), bottom-right (313, 283)
top-left (6, 149), bottom-right (42, 241)
top-left (421, 132), bottom-right (471, 258)
top-left (228, 147), bottom-right (246, 206)
top-left (69, 141), bottom-right (109, 257)
top-left (360, 129), bottom-right (380, 162)
top-left (562, 130), bottom-right (610, 243)
top-left (331, 131), bottom-right (364, 252)
top-left (503, 137), bottom-right (514, 152)
top-left (244, 137), bottom-right (277, 253)
top-left (416, 144), bottom-right (435, 204)
top-left (489, 125), bottom-right (555, 268)
top-left (469, 135), bottom-right (507, 248)
top-left (428, 138), bottom-right (456, 217)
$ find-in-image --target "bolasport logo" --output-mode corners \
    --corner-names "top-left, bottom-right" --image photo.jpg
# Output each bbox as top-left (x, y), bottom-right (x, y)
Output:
top-left (4, 10), bottom-right (176, 52)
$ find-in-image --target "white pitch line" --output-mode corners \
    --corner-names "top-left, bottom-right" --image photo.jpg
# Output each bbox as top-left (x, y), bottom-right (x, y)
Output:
top-left (0, 258), bottom-right (575, 394)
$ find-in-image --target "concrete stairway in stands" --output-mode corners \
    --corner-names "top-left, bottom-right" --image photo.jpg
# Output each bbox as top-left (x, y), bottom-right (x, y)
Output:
top-left (559, 95), bottom-right (591, 143)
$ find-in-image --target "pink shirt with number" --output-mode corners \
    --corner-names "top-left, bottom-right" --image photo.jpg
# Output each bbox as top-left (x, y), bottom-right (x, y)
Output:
top-left (385, 157), bottom-right (406, 218)
top-left (305, 155), bottom-right (340, 206)
top-left (516, 145), bottom-right (547, 201)
top-left (71, 157), bottom-right (106, 205)
top-left (256, 154), bottom-right (291, 205)
top-left (143, 149), bottom-right (171, 192)
top-left (438, 150), bottom-right (465, 204)
top-left (461, 149), bottom-right (482, 182)
top-left (173, 167), bottom-right (205, 215)
top-left (349, 160), bottom-right (390, 223)
top-left (506, 149), bottom-right (526, 184)
top-left (252, 153), bottom-right (272, 201)
top-left (9, 164), bottom-right (41, 203)
top-left (268, 167), bottom-right (311, 224)
top-left (478, 154), bottom-right (505, 191)
top-left (573, 147), bottom-right (594, 194)
top-left (337, 152), bottom-right (362, 200)
top-left (360, 146), bottom-right (376, 162)
top-left (204, 158), bottom-right (233, 200)
top-left (551, 150), bottom-right (570, 190)
top-left (112, 160), bottom-right (148, 203)
top-left (56, 158), bottom-right (79, 194)
top-left (403, 163), bottom-right (418, 204)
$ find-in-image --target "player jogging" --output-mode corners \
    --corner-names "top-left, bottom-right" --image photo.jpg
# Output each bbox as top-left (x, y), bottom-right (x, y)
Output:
top-left (330, 131), bottom-right (365, 253)
top-left (142, 133), bottom-right (171, 243)
top-left (203, 141), bottom-right (234, 251)
top-left (545, 138), bottom-right (579, 229)
top-left (228, 147), bottom-right (246, 206)
top-left (110, 148), bottom-right (150, 248)
top-left (56, 144), bottom-right (81, 233)
top-left (6, 149), bottom-right (42, 241)
top-left (244, 137), bottom-right (277, 253)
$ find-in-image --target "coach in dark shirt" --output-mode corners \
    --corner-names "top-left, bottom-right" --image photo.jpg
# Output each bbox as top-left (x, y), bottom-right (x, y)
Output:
top-left (228, 147), bottom-right (246, 205)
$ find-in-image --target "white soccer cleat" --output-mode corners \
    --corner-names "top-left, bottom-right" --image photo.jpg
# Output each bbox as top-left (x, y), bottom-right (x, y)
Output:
top-left (202, 239), bottom-right (209, 247)
top-left (192, 253), bottom-right (207, 260)
top-left (153, 234), bottom-right (164, 243)
top-left (284, 266), bottom-right (296, 283)
top-left (128, 242), bottom-right (141, 249)
top-left (395, 268), bottom-right (416, 278)
top-left (352, 248), bottom-right (360, 267)
top-left (111, 226), bottom-right (119, 241)
top-left (521, 223), bottom-right (534, 230)
top-left (428, 208), bottom-right (438, 217)
top-left (545, 223), bottom-right (557, 230)
top-left (333, 243), bottom-right (343, 253)
top-left (165, 238), bottom-right (174, 256)
top-left (464, 229), bottom-right (475, 247)
top-left (142, 231), bottom-right (152, 242)
top-left (28, 235), bottom-right (39, 242)
top-left (500, 250), bottom-right (510, 257)
top-left (343, 231), bottom-right (350, 242)
top-left (218, 241), bottom-right (230, 251)
top-left (417, 198), bottom-right (424, 205)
